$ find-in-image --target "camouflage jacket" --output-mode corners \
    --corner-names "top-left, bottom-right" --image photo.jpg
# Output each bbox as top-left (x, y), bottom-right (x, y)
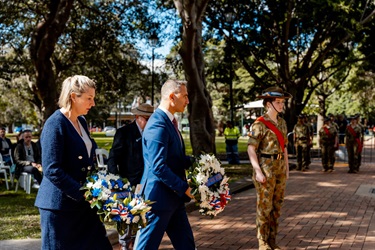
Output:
top-left (345, 124), bottom-right (362, 145)
top-left (319, 125), bottom-right (337, 145)
top-left (357, 122), bottom-right (365, 140)
top-left (293, 122), bottom-right (310, 147)
top-left (331, 121), bottom-right (339, 132)
top-left (248, 114), bottom-right (288, 154)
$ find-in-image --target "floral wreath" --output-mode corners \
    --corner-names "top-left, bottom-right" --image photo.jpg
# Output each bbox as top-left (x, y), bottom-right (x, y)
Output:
top-left (81, 170), bottom-right (153, 235)
top-left (187, 154), bottom-right (231, 217)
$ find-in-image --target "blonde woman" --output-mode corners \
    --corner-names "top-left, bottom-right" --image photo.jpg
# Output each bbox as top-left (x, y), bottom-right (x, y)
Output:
top-left (35, 75), bottom-right (112, 249)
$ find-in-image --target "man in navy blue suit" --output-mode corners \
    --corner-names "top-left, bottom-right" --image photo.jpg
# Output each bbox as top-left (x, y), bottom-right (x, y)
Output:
top-left (136, 79), bottom-right (195, 250)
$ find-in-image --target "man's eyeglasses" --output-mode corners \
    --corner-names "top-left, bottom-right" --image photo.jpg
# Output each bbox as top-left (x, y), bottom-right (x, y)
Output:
top-left (141, 116), bottom-right (150, 121)
top-left (24, 136), bottom-right (32, 139)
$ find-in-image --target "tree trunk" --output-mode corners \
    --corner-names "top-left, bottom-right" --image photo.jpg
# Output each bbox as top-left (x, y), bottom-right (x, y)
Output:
top-left (174, 0), bottom-right (216, 155)
top-left (283, 81), bottom-right (308, 133)
top-left (29, 0), bottom-right (74, 123)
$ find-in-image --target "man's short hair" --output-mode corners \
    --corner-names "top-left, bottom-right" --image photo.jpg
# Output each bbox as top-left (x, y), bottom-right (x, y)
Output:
top-left (161, 79), bottom-right (187, 100)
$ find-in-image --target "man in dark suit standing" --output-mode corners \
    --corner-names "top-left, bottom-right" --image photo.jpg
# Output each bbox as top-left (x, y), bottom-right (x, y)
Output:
top-left (136, 79), bottom-right (195, 250)
top-left (107, 103), bottom-right (154, 250)
top-left (108, 103), bottom-right (154, 186)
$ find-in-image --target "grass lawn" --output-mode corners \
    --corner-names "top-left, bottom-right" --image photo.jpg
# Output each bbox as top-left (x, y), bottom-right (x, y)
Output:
top-left (92, 132), bottom-right (250, 156)
top-left (0, 187), bottom-right (40, 240)
top-left (0, 133), bottom-right (252, 240)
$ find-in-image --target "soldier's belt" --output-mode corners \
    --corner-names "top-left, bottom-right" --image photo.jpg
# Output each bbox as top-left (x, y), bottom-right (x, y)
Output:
top-left (260, 153), bottom-right (283, 160)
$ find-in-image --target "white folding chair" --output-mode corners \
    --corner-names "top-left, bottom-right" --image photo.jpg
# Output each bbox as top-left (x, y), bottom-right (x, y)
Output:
top-left (9, 149), bottom-right (16, 186)
top-left (0, 168), bottom-right (9, 190)
top-left (0, 153), bottom-right (11, 189)
top-left (95, 148), bottom-right (109, 171)
top-left (9, 149), bottom-right (33, 194)
top-left (15, 172), bottom-right (32, 194)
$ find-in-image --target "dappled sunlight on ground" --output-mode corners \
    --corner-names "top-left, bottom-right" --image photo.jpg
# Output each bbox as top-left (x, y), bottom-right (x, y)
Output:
top-left (316, 182), bottom-right (347, 187)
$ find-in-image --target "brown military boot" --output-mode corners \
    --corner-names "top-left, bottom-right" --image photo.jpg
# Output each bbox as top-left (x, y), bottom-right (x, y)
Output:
top-left (258, 239), bottom-right (272, 250)
top-left (268, 238), bottom-right (281, 250)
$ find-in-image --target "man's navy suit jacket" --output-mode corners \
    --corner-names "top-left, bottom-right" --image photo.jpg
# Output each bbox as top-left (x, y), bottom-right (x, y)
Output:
top-left (140, 108), bottom-right (191, 211)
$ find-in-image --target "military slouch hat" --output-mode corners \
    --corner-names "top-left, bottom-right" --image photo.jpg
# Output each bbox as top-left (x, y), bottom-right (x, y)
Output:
top-left (256, 86), bottom-right (292, 99)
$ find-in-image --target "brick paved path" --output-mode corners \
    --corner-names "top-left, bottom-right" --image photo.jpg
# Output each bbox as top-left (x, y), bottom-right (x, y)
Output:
top-left (109, 139), bottom-right (375, 250)
top-left (3, 140), bottom-right (375, 250)
top-left (153, 141), bottom-right (375, 250)
top-left (152, 163), bottom-right (375, 250)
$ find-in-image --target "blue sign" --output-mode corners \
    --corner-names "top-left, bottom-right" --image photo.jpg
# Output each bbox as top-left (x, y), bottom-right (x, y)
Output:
top-left (111, 191), bottom-right (130, 199)
top-left (206, 173), bottom-right (223, 187)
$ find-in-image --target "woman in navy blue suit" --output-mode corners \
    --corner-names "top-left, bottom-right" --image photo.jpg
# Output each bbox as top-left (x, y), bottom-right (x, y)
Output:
top-left (35, 75), bottom-right (112, 250)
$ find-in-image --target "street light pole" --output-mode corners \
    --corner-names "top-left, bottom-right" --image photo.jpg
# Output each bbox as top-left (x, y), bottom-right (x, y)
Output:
top-left (116, 100), bottom-right (123, 128)
top-left (151, 47), bottom-right (155, 106)
top-left (228, 29), bottom-right (234, 124)
top-left (149, 33), bottom-right (159, 106)
top-left (226, 12), bottom-right (235, 123)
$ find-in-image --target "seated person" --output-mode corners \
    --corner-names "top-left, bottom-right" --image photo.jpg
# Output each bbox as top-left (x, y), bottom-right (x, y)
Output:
top-left (14, 130), bottom-right (43, 188)
top-left (0, 127), bottom-right (14, 165)
top-left (16, 130), bottom-right (24, 144)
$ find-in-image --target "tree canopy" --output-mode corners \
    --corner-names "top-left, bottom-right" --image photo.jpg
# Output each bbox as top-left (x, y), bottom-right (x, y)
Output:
top-left (1, 0), bottom-right (375, 143)
top-left (0, 0), bottom-right (165, 128)
top-left (203, 0), bottom-right (375, 130)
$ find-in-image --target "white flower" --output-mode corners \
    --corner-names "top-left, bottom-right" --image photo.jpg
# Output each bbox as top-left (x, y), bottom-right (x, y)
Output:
top-left (219, 167), bottom-right (225, 176)
top-left (101, 187), bottom-right (111, 200)
top-left (212, 161), bottom-right (221, 172)
top-left (198, 185), bottom-right (209, 201)
top-left (123, 182), bottom-right (130, 190)
top-left (132, 202), bottom-right (147, 211)
top-left (82, 171), bottom-right (152, 235)
top-left (133, 215), bottom-right (140, 223)
top-left (93, 180), bottom-right (103, 189)
top-left (129, 198), bottom-right (137, 207)
top-left (190, 153), bottom-right (231, 217)
top-left (200, 200), bottom-right (210, 208)
top-left (141, 212), bottom-right (147, 224)
top-left (199, 154), bottom-right (210, 164)
top-left (196, 173), bottom-right (208, 184)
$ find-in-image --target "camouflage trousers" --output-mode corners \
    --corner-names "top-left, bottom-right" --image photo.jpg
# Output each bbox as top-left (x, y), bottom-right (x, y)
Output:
top-left (321, 144), bottom-right (335, 170)
top-left (346, 144), bottom-right (360, 171)
top-left (295, 145), bottom-right (309, 170)
top-left (252, 157), bottom-right (287, 241)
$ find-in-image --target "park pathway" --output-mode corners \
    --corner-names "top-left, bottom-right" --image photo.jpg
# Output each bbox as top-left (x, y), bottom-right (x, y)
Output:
top-left (154, 138), bottom-right (375, 249)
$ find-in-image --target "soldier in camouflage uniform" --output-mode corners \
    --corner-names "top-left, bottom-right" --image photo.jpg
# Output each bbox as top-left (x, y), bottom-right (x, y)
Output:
top-left (346, 115), bottom-right (363, 173)
top-left (304, 115), bottom-right (314, 168)
top-left (247, 87), bottom-right (291, 250)
top-left (355, 113), bottom-right (365, 168)
top-left (329, 113), bottom-right (340, 132)
top-left (319, 117), bottom-right (338, 172)
top-left (293, 114), bottom-right (310, 171)
top-left (328, 114), bottom-right (339, 165)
